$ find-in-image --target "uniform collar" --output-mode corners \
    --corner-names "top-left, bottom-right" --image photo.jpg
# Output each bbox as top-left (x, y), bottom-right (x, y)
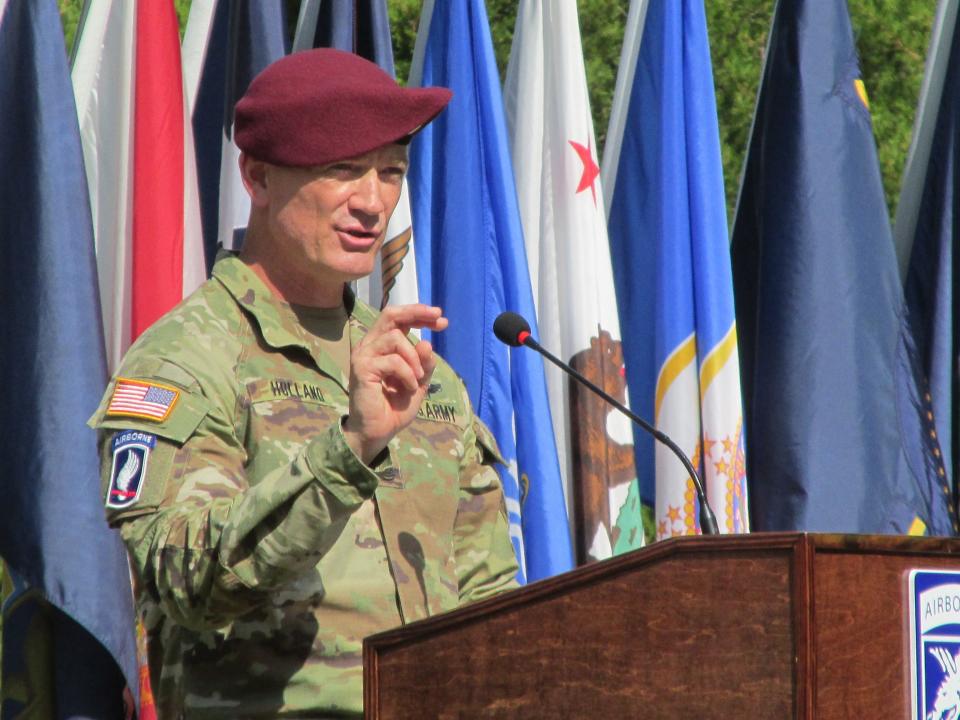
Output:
top-left (212, 252), bottom-right (379, 389)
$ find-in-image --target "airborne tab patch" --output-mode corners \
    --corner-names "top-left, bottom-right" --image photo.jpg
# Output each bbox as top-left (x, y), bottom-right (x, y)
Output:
top-left (106, 431), bottom-right (156, 509)
top-left (107, 378), bottom-right (179, 421)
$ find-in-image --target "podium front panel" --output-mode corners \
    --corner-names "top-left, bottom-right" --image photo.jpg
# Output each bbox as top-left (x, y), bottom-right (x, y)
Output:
top-left (365, 538), bottom-right (797, 718)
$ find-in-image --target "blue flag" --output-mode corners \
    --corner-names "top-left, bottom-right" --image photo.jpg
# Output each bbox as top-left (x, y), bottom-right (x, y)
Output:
top-left (407, 0), bottom-right (572, 582)
top-left (0, 0), bottom-right (139, 713)
top-left (190, 0), bottom-right (286, 268)
top-left (602, 0), bottom-right (749, 540)
top-left (730, 0), bottom-right (954, 535)
top-left (293, 0), bottom-right (394, 72)
top-left (899, 8), bottom-right (960, 505)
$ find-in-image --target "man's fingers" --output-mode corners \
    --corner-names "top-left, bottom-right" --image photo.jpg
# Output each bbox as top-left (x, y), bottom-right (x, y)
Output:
top-left (366, 354), bottom-right (421, 392)
top-left (352, 335), bottom-right (439, 396)
top-left (428, 315), bottom-right (449, 332)
top-left (415, 340), bottom-right (437, 385)
top-left (343, 310), bottom-right (445, 464)
top-left (370, 304), bottom-right (448, 338)
top-left (357, 329), bottom-right (425, 379)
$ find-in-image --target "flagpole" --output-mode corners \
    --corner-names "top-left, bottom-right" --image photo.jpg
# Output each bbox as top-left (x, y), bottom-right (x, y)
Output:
top-left (68, 0), bottom-right (93, 66)
top-left (599, 0), bottom-right (649, 211)
top-left (893, 0), bottom-right (959, 280)
top-left (293, 0), bottom-right (322, 52)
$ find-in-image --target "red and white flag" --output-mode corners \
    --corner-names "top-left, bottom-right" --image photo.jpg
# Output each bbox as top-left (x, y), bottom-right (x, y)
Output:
top-left (504, 0), bottom-right (640, 562)
top-left (73, 0), bottom-right (206, 370)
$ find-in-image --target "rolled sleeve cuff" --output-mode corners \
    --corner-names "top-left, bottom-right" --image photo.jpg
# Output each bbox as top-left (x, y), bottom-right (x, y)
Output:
top-left (303, 418), bottom-right (393, 506)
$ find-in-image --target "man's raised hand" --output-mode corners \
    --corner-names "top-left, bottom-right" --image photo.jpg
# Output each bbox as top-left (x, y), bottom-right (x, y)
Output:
top-left (342, 304), bottom-right (448, 464)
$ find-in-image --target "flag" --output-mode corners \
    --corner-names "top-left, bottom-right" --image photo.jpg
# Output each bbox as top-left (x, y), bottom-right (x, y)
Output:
top-left (0, 0), bottom-right (138, 715)
top-left (186, 0), bottom-right (287, 269)
top-left (730, 0), bottom-right (954, 535)
top-left (601, 0), bottom-right (748, 540)
top-left (73, 3), bottom-right (208, 714)
top-left (895, 0), bottom-right (960, 499)
top-left (503, 0), bottom-right (639, 562)
top-left (407, 0), bottom-right (572, 581)
top-left (294, 0), bottom-right (420, 309)
top-left (292, 0), bottom-right (393, 68)
top-left (73, 0), bottom-right (206, 371)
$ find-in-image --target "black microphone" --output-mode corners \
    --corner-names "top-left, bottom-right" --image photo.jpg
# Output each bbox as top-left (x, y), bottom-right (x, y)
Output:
top-left (493, 311), bottom-right (719, 536)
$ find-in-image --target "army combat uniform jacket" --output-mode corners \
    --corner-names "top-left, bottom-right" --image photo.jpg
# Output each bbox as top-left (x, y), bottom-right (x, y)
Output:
top-left (92, 254), bottom-right (519, 718)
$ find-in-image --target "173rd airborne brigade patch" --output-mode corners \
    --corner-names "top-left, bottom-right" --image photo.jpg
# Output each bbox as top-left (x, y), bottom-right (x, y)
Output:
top-left (106, 430), bottom-right (156, 510)
top-left (909, 569), bottom-right (960, 719)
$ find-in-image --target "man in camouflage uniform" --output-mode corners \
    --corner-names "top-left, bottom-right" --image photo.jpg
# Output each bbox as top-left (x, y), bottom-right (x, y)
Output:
top-left (91, 49), bottom-right (518, 717)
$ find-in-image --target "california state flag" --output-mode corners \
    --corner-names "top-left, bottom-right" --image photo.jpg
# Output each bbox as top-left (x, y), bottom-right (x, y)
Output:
top-left (504, 0), bottom-right (640, 562)
top-left (73, 0), bottom-right (206, 372)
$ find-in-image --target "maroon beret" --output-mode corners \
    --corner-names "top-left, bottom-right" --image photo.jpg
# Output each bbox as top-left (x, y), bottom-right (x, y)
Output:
top-left (234, 48), bottom-right (452, 167)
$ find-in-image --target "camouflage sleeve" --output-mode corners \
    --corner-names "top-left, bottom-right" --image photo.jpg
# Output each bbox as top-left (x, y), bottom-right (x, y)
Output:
top-left (453, 414), bottom-right (521, 604)
top-left (96, 373), bottom-right (383, 632)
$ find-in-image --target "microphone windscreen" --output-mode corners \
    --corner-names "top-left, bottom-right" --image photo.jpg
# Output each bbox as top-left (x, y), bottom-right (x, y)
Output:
top-left (493, 312), bottom-right (531, 346)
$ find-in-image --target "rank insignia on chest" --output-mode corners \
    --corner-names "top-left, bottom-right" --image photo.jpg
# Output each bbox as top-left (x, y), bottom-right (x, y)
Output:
top-left (106, 378), bottom-right (179, 421)
top-left (106, 431), bottom-right (156, 509)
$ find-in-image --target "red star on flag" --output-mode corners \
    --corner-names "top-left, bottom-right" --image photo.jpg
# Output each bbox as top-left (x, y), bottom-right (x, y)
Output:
top-left (569, 137), bottom-right (600, 206)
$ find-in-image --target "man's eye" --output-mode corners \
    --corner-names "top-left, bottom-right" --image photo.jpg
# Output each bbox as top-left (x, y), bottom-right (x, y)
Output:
top-left (380, 166), bottom-right (407, 183)
top-left (324, 164), bottom-right (362, 178)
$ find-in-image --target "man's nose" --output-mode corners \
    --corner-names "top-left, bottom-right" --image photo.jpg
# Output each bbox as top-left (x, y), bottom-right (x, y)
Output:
top-left (350, 170), bottom-right (387, 214)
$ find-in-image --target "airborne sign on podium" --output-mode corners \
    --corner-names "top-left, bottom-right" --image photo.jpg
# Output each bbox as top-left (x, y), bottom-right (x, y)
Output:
top-left (909, 569), bottom-right (960, 719)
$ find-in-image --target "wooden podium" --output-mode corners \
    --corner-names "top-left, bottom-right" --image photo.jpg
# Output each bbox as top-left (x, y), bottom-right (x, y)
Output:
top-left (363, 533), bottom-right (960, 718)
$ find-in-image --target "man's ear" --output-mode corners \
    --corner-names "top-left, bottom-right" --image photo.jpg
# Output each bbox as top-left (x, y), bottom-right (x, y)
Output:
top-left (239, 153), bottom-right (269, 208)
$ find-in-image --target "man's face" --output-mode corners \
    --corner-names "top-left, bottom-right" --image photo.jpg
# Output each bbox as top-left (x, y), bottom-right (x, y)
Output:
top-left (259, 143), bottom-right (408, 286)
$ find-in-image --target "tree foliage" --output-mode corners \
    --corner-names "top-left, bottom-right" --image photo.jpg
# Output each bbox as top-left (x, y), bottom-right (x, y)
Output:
top-left (58, 0), bottom-right (83, 53)
top-left (848, 0), bottom-right (933, 220)
top-left (705, 2), bottom-right (772, 222)
top-left (56, 0), bottom-right (939, 224)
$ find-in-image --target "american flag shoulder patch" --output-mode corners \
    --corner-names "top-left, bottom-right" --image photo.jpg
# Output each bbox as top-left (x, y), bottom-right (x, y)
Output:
top-left (106, 378), bottom-right (180, 421)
